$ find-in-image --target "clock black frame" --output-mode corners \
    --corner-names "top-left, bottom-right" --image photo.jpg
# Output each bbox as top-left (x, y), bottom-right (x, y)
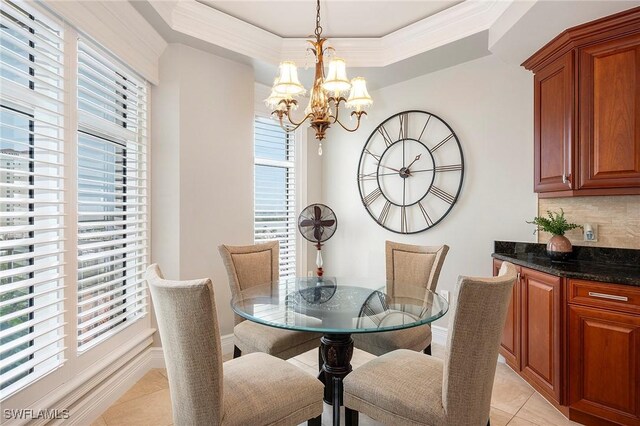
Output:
top-left (357, 110), bottom-right (465, 234)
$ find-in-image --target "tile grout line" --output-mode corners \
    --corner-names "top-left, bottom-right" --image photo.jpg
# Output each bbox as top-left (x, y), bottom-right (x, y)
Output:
top-left (104, 372), bottom-right (169, 412)
top-left (510, 392), bottom-right (539, 425)
top-left (102, 387), bottom-right (172, 426)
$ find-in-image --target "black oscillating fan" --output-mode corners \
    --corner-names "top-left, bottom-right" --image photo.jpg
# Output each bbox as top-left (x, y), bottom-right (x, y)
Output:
top-left (298, 204), bottom-right (337, 276)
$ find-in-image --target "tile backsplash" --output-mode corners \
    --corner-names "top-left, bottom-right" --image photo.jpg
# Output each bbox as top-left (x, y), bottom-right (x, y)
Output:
top-left (537, 196), bottom-right (640, 249)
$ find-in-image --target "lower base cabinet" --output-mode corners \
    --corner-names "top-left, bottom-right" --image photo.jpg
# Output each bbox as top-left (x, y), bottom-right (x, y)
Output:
top-left (493, 259), bottom-right (640, 425)
top-left (520, 269), bottom-right (562, 404)
top-left (568, 304), bottom-right (640, 425)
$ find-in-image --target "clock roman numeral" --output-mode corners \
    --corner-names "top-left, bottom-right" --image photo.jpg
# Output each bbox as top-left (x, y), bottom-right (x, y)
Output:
top-left (431, 134), bottom-right (454, 152)
top-left (363, 188), bottom-right (382, 206)
top-left (418, 201), bottom-right (433, 227)
top-left (435, 164), bottom-right (463, 173)
top-left (429, 186), bottom-right (455, 204)
top-left (398, 113), bottom-right (408, 140)
top-left (358, 171), bottom-right (378, 181)
top-left (377, 125), bottom-right (393, 147)
top-left (418, 115), bottom-right (432, 141)
top-left (401, 206), bottom-right (408, 233)
top-left (364, 149), bottom-right (381, 162)
top-left (378, 200), bottom-right (391, 225)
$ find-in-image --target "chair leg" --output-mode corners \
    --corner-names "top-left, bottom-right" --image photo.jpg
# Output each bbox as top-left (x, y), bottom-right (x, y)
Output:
top-left (308, 415), bottom-right (321, 426)
top-left (487, 420), bottom-right (490, 426)
top-left (345, 407), bottom-right (359, 426)
top-left (233, 345), bottom-right (241, 358)
top-left (423, 344), bottom-right (432, 355)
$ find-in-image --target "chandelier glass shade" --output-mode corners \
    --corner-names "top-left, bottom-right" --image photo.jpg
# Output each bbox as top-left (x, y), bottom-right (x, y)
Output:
top-left (266, 0), bottom-right (373, 155)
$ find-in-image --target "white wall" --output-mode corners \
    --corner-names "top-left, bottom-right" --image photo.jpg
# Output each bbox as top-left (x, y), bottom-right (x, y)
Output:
top-left (321, 55), bottom-right (537, 327)
top-left (152, 44), bottom-right (254, 337)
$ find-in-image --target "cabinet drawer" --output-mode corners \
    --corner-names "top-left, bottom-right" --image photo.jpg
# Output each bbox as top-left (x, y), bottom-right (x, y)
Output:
top-left (568, 279), bottom-right (640, 315)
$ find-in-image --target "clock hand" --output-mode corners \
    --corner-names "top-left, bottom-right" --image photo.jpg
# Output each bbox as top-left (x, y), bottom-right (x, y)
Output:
top-left (378, 164), bottom-right (401, 173)
top-left (406, 154), bottom-right (422, 170)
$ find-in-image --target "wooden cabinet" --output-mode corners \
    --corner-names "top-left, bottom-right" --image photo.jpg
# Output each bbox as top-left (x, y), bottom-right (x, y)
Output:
top-left (493, 258), bottom-right (640, 425)
top-left (520, 269), bottom-right (563, 404)
top-left (568, 305), bottom-right (640, 425)
top-left (493, 259), bottom-right (521, 369)
top-left (534, 52), bottom-right (575, 192)
top-left (568, 280), bottom-right (640, 425)
top-left (494, 262), bottom-right (564, 404)
top-left (579, 33), bottom-right (640, 190)
top-left (524, 7), bottom-right (640, 197)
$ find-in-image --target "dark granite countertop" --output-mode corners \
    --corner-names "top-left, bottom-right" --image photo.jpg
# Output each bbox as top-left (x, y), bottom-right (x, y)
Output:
top-left (492, 241), bottom-right (640, 287)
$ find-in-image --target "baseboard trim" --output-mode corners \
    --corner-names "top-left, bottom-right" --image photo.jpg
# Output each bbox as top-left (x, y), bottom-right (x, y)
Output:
top-left (63, 333), bottom-right (235, 423)
top-left (62, 347), bottom-right (154, 426)
top-left (431, 325), bottom-right (448, 346)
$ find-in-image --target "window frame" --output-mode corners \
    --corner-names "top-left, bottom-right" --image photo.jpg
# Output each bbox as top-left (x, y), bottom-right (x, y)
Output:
top-left (0, 1), bottom-right (153, 410)
top-left (253, 110), bottom-right (307, 278)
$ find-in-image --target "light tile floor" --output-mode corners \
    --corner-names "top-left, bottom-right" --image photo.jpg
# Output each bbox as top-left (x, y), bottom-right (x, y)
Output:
top-left (93, 344), bottom-right (582, 426)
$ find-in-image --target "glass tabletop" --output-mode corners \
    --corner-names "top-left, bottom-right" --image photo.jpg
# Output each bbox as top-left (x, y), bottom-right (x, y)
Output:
top-left (231, 276), bottom-right (449, 334)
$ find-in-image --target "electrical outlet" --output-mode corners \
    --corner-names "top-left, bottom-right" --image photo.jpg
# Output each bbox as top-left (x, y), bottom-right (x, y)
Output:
top-left (307, 270), bottom-right (313, 277)
top-left (583, 223), bottom-right (598, 242)
top-left (440, 290), bottom-right (450, 303)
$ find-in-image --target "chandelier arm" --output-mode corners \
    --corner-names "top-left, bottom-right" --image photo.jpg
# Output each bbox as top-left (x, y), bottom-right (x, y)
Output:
top-left (273, 114), bottom-right (297, 133)
top-left (333, 112), bottom-right (366, 133)
top-left (278, 111), bottom-right (314, 132)
top-left (328, 96), bottom-right (347, 124)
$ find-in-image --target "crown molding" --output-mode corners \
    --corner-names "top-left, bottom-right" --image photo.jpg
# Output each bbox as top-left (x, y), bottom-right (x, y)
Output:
top-left (42, 0), bottom-right (167, 84)
top-left (150, 0), bottom-right (512, 68)
top-left (162, 0), bottom-right (282, 64)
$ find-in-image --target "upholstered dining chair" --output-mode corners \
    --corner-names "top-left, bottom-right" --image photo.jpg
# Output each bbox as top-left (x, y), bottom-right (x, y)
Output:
top-left (353, 241), bottom-right (449, 356)
top-left (147, 264), bottom-right (323, 426)
top-left (343, 261), bottom-right (518, 426)
top-left (219, 241), bottom-right (322, 359)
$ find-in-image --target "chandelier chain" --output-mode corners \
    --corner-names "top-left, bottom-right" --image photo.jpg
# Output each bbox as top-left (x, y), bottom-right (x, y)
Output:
top-left (314, 0), bottom-right (322, 38)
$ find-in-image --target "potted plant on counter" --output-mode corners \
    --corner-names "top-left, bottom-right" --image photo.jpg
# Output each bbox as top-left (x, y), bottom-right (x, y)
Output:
top-left (527, 209), bottom-right (582, 261)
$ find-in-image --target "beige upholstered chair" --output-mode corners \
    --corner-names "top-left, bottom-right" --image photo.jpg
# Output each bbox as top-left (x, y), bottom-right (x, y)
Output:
top-left (353, 241), bottom-right (449, 356)
top-left (219, 241), bottom-right (322, 359)
top-left (343, 262), bottom-right (518, 426)
top-left (147, 264), bottom-right (324, 426)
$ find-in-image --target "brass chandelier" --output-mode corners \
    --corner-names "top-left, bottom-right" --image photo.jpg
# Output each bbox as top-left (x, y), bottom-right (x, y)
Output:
top-left (266, 0), bottom-right (373, 155)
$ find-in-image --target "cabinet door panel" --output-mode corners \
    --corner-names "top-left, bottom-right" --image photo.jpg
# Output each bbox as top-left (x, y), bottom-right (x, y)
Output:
top-left (494, 259), bottom-right (520, 369)
top-left (534, 52), bottom-right (574, 192)
top-left (579, 34), bottom-right (640, 189)
top-left (569, 305), bottom-right (640, 425)
top-left (521, 269), bottom-right (562, 403)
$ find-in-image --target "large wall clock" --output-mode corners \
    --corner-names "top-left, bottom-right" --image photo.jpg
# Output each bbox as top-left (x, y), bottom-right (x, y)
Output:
top-left (357, 110), bottom-right (464, 234)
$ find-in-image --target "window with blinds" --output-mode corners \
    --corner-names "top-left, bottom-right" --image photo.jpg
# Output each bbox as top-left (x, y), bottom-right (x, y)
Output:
top-left (0, 1), bottom-right (65, 394)
top-left (254, 117), bottom-right (296, 279)
top-left (76, 41), bottom-right (148, 349)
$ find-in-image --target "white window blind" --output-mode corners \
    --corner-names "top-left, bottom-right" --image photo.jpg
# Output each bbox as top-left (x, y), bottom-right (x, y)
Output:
top-left (0, 0), bottom-right (66, 395)
top-left (76, 41), bottom-right (148, 349)
top-left (254, 116), bottom-right (296, 279)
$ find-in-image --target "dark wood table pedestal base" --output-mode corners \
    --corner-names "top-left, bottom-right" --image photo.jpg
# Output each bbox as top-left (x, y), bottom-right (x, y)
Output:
top-left (318, 333), bottom-right (354, 426)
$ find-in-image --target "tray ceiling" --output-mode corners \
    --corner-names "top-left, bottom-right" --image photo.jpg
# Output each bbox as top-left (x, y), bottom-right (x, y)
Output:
top-left (198, 0), bottom-right (463, 38)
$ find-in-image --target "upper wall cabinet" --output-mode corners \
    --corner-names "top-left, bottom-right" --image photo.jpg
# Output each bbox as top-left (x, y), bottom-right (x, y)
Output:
top-left (523, 7), bottom-right (640, 197)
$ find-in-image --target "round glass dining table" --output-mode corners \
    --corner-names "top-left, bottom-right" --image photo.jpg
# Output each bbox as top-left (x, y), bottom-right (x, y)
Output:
top-left (231, 276), bottom-right (449, 426)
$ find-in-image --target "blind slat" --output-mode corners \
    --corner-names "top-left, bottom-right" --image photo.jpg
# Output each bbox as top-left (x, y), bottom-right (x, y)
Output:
top-left (76, 39), bottom-right (149, 350)
top-left (254, 116), bottom-right (296, 277)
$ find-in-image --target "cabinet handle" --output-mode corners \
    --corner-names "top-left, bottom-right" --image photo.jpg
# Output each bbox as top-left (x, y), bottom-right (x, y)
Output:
top-left (588, 291), bottom-right (628, 302)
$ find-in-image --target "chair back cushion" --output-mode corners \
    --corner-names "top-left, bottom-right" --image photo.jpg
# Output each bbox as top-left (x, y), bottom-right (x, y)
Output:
top-left (442, 262), bottom-right (518, 425)
top-left (146, 264), bottom-right (224, 425)
top-left (385, 241), bottom-right (449, 297)
top-left (218, 241), bottom-right (279, 325)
